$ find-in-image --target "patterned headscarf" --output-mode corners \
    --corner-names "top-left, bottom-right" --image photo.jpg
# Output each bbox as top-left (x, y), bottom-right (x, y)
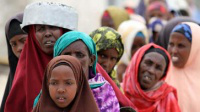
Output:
top-left (54, 31), bottom-right (97, 75)
top-left (90, 27), bottom-right (124, 61)
top-left (171, 23), bottom-right (192, 42)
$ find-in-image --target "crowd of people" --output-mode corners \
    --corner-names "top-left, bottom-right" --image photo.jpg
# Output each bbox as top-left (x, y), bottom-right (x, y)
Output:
top-left (1, 0), bottom-right (200, 112)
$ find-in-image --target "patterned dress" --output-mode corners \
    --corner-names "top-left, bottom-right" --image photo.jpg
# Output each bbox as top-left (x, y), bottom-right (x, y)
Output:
top-left (89, 73), bottom-right (120, 112)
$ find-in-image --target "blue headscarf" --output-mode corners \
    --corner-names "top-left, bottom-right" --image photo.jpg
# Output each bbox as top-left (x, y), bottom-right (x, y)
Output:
top-left (171, 23), bottom-right (192, 42)
top-left (54, 31), bottom-right (97, 74)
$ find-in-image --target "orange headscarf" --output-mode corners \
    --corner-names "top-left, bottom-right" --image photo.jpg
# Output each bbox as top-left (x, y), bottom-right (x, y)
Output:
top-left (123, 43), bottom-right (180, 112)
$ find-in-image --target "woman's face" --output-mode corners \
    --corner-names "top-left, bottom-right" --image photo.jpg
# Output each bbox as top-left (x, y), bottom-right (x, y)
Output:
top-left (49, 65), bottom-right (77, 108)
top-left (97, 48), bottom-right (119, 74)
top-left (9, 34), bottom-right (27, 58)
top-left (131, 37), bottom-right (145, 58)
top-left (168, 32), bottom-right (191, 68)
top-left (138, 52), bottom-right (166, 91)
top-left (35, 25), bottom-right (62, 54)
top-left (61, 40), bottom-right (95, 78)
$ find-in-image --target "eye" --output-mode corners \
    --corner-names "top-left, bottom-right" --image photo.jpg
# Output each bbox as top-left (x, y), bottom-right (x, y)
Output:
top-left (178, 44), bottom-right (185, 48)
top-left (156, 65), bottom-right (163, 71)
top-left (76, 52), bottom-right (85, 58)
top-left (111, 57), bottom-right (118, 62)
top-left (168, 42), bottom-right (174, 47)
top-left (36, 26), bottom-right (45, 32)
top-left (144, 60), bottom-right (152, 66)
top-left (10, 43), bottom-right (17, 47)
top-left (50, 81), bottom-right (57, 85)
top-left (99, 54), bottom-right (106, 59)
top-left (49, 26), bottom-right (59, 30)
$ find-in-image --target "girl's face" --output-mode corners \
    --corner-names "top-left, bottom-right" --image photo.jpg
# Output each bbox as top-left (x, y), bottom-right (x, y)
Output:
top-left (49, 65), bottom-right (77, 108)
top-left (168, 32), bottom-right (191, 68)
top-left (35, 25), bottom-right (62, 55)
top-left (97, 48), bottom-right (119, 74)
top-left (9, 34), bottom-right (27, 58)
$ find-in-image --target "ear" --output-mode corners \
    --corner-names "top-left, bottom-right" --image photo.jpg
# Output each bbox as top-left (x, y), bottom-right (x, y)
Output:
top-left (89, 54), bottom-right (96, 67)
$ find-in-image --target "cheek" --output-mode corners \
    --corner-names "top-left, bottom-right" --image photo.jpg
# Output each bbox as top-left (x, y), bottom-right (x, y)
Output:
top-left (49, 86), bottom-right (56, 99)
top-left (53, 30), bottom-right (62, 40)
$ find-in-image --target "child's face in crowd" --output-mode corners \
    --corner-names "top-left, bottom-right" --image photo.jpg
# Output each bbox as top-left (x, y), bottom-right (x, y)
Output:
top-left (49, 65), bottom-right (77, 108)
top-left (97, 48), bottom-right (119, 74)
top-left (9, 34), bottom-right (27, 58)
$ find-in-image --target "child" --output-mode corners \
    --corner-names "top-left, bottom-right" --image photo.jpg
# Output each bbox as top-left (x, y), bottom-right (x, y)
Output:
top-left (33, 55), bottom-right (99, 112)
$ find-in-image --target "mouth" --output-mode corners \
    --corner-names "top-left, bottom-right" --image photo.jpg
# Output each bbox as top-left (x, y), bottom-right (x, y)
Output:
top-left (44, 40), bottom-right (55, 47)
top-left (142, 74), bottom-right (153, 83)
top-left (171, 56), bottom-right (179, 63)
top-left (57, 96), bottom-right (66, 103)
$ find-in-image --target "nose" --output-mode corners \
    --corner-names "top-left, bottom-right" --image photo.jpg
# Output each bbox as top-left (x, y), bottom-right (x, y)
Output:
top-left (57, 86), bottom-right (65, 93)
top-left (148, 66), bottom-right (155, 74)
top-left (44, 28), bottom-right (52, 38)
top-left (17, 43), bottom-right (23, 53)
top-left (171, 46), bottom-right (178, 54)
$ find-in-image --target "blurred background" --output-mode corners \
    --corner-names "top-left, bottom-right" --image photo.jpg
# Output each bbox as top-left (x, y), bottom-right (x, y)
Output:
top-left (0, 0), bottom-right (200, 105)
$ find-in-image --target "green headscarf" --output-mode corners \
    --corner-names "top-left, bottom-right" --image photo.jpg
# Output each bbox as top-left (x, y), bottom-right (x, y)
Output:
top-left (90, 26), bottom-right (124, 62)
top-left (54, 31), bottom-right (97, 74)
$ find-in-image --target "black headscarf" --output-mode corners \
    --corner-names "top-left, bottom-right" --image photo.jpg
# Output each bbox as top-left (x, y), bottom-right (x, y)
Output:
top-left (0, 12), bottom-right (25, 112)
top-left (155, 17), bottom-right (197, 50)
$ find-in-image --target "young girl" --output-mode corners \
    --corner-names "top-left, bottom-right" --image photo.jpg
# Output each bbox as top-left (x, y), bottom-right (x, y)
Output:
top-left (33, 55), bottom-right (99, 112)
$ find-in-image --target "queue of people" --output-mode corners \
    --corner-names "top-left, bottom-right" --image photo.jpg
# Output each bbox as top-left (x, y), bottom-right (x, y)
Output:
top-left (1, 0), bottom-right (200, 112)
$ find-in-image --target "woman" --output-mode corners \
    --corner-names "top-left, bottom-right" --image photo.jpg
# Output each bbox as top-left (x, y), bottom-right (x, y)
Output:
top-left (54, 31), bottom-right (120, 112)
top-left (33, 55), bottom-right (100, 112)
top-left (101, 6), bottom-right (130, 30)
top-left (1, 12), bottom-right (27, 112)
top-left (156, 17), bottom-right (196, 50)
top-left (5, 2), bottom-right (78, 112)
top-left (167, 22), bottom-right (200, 112)
top-left (117, 20), bottom-right (149, 82)
top-left (90, 27), bottom-right (123, 89)
top-left (123, 43), bottom-right (181, 112)
top-left (145, 1), bottom-right (169, 24)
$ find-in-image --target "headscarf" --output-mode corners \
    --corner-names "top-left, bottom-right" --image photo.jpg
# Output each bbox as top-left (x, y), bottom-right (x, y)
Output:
top-left (90, 27), bottom-right (124, 62)
top-left (0, 12), bottom-right (25, 112)
top-left (147, 1), bottom-right (168, 14)
top-left (166, 22), bottom-right (200, 112)
top-left (123, 43), bottom-right (181, 112)
top-left (148, 17), bottom-right (167, 43)
top-left (5, 2), bottom-right (77, 112)
top-left (90, 26), bottom-right (124, 89)
top-left (171, 23), bottom-right (192, 42)
top-left (103, 6), bottom-right (130, 30)
top-left (33, 55), bottom-right (100, 112)
top-left (54, 31), bottom-right (97, 75)
top-left (156, 17), bottom-right (197, 50)
top-left (54, 31), bottom-right (133, 108)
top-left (118, 20), bottom-right (149, 65)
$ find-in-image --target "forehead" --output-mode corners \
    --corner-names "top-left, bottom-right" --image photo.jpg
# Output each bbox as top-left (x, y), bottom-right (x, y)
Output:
top-left (98, 48), bottom-right (118, 56)
top-left (62, 40), bottom-right (89, 53)
top-left (51, 65), bottom-right (74, 78)
top-left (142, 52), bottom-right (166, 65)
top-left (9, 34), bottom-right (27, 42)
top-left (170, 32), bottom-right (191, 43)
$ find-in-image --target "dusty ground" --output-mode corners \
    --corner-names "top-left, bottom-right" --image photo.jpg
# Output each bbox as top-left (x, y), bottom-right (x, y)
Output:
top-left (0, 64), bottom-right (9, 106)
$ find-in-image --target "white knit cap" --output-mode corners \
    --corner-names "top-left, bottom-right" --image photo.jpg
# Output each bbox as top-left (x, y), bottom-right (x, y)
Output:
top-left (21, 1), bottom-right (78, 31)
